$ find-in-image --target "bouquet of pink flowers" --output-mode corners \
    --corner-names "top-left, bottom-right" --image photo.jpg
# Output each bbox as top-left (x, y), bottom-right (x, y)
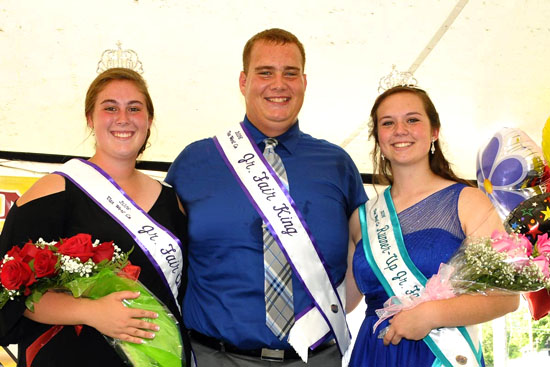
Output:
top-left (447, 231), bottom-right (550, 293)
top-left (374, 231), bottom-right (550, 332)
top-left (0, 233), bottom-right (183, 367)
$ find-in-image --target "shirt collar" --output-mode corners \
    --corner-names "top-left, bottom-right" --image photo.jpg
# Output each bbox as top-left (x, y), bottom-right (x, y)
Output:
top-left (243, 115), bottom-right (301, 154)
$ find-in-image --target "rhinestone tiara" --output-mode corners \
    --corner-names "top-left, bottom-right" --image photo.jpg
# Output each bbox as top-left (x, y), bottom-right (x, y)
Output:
top-left (96, 41), bottom-right (144, 74)
top-left (377, 64), bottom-right (418, 94)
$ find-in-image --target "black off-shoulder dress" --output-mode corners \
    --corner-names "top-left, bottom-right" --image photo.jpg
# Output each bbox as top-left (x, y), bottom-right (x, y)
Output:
top-left (0, 178), bottom-right (188, 367)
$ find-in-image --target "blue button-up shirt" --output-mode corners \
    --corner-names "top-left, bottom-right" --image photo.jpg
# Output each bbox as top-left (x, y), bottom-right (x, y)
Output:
top-left (166, 116), bottom-right (367, 350)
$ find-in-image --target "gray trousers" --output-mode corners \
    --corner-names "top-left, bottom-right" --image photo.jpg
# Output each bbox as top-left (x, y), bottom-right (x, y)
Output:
top-left (191, 339), bottom-right (342, 367)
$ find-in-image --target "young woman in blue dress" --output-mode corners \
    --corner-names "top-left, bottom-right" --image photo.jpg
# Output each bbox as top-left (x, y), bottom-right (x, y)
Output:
top-left (345, 86), bottom-right (519, 367)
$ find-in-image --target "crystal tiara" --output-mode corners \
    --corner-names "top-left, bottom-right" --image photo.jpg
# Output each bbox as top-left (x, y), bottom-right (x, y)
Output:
top-left (96, 41), bottom-right (144, 74)
top-left (377, 64), bottom-right (418, 93)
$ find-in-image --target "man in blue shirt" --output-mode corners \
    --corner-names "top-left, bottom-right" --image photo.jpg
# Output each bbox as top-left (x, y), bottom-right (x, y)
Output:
top-left (166, 28), bottom-right (367, 366)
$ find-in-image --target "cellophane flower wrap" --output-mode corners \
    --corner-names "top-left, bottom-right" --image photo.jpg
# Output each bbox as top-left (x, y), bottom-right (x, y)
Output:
top-left (445, 231), bottom-right (550, 293)
top-left (374, 231), bottom-right (550, 334)
top-left (0, 233), bottom-right (183, 367)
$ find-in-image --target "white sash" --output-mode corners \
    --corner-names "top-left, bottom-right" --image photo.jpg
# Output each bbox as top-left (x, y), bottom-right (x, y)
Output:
top-left (54, 159), bottom-right (184, 312)
top-left (214, 123), bottom-right (350, 362)
top-left (360, 188), bottom-right (482, 367)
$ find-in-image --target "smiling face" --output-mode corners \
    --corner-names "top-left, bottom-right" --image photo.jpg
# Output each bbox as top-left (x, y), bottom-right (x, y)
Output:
top-left (87, 79), bottom-right (152, 161)
top-left (239, 40), bottom-right (307, 137)
top-left (376, 91), bottom-right (438, 167)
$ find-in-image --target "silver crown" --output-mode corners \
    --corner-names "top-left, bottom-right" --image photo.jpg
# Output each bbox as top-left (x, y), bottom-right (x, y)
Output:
top-left (377, 65), bottom-right (418, 93)
top-left (96, 41), bottom-right (144, 74)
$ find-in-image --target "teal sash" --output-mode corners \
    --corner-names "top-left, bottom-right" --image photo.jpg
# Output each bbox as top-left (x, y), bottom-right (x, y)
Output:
top-left (358, 187), bottom-right (482, 367)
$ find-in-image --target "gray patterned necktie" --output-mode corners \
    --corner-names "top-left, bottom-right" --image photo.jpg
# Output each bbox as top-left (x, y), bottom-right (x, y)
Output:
top-left (262, 138), bottom-right (294, 340)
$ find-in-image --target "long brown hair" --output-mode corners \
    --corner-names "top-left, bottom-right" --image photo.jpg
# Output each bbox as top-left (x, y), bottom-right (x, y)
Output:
top-left (369, 86), bottom-right (472, 186)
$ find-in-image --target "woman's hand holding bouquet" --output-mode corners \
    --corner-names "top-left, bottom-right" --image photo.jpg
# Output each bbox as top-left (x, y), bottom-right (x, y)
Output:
top-left (0, 233), bottom-right (183, 367)
top-left (374, 231), bottom-right (550, 336)
top-left (81, 289), bottom-right (158, 344)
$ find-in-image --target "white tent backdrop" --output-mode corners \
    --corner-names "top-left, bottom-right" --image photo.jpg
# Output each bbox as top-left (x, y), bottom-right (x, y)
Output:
top-left (1, 0), bottom-right (549, 179)
top-left (1, 1), bottom-right (550, 365)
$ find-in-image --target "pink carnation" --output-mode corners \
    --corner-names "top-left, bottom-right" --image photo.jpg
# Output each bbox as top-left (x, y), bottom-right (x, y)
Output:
top-left (532, 255), bottom-right (550, 278)
top-left (491, 231), bottom-right (532, 258)
top-left (536, 233), bottom-right (550, 256)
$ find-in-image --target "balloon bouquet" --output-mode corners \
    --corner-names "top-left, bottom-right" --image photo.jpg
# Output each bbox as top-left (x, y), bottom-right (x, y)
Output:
top-left (476, 118), bottom-right (550, 320)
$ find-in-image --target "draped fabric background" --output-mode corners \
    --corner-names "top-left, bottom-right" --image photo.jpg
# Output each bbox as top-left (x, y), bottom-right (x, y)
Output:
top-left (1, 0), bottom-right (549, 179)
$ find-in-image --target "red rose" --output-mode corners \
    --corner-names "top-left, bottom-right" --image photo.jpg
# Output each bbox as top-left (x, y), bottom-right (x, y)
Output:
top-left (57, 234), bottom-right (94, 262)
top-left (92, 241), bottom-right (115, 264)
top-left (0, 259), bottom-right (35, 290)
top-left (33, 249), bottom-right (58, 278)
top-left (6, 246), bottom-right (22, 260)
top-left (120, 262), bottom-right (141, 281)
top-left (20, 241), bottom-right (40, 263)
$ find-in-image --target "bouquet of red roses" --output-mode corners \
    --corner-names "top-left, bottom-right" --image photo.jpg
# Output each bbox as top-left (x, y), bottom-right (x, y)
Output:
top-left (0, 233), bottom-right (183, 367)
top-left (374, 231), bottom-right (550, 333)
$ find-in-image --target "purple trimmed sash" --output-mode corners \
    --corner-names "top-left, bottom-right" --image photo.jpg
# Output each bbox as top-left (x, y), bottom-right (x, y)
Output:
top-left (54, 158), bottom-right (184, 312)
top-left (213, 123), bottom-right (350, 361)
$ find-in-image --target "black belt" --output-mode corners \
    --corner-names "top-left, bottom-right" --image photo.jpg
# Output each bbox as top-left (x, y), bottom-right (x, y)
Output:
top-left (189, 330), bottom-right (336, 362)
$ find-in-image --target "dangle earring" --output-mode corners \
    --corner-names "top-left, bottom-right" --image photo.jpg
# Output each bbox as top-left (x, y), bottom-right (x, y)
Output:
top-left (381, 153), bottom-right (385, 161)
top-left (430, 139), bottom-right (436, 155)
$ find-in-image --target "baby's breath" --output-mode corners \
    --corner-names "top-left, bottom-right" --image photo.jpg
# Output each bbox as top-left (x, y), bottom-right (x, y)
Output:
top-left (0, 237), bottom-right (130, 310)
top-left (450, 235), bottom-right (550, 294)
top-left (113, 245), bottom-right (123, 260)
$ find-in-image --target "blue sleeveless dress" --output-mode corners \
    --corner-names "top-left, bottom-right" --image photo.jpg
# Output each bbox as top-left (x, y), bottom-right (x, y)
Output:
top-left (349, 183), bottom-right (480, 367)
